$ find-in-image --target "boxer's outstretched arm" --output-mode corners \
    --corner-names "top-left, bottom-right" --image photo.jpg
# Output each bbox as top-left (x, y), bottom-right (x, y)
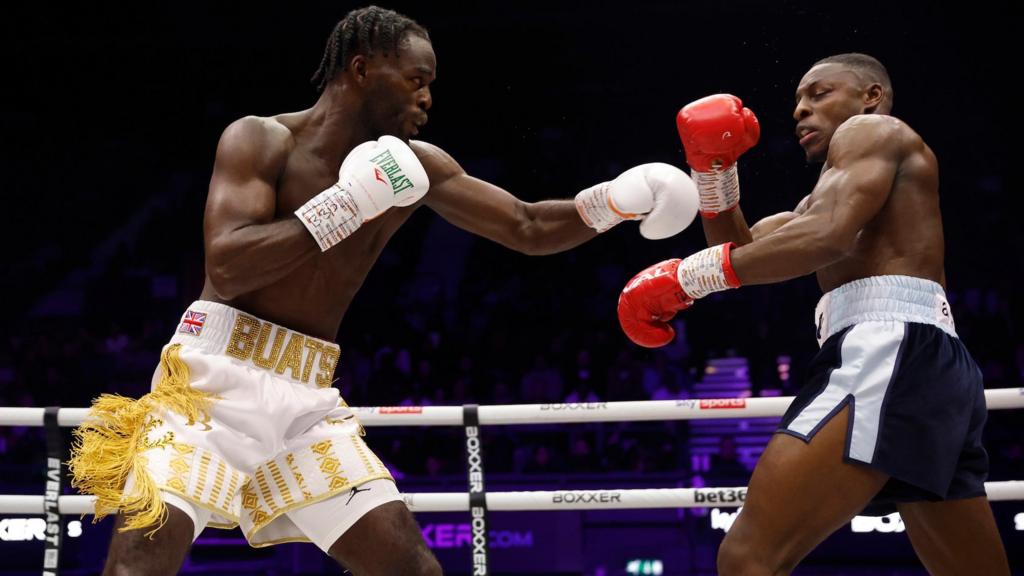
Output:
top-left (415, 141), bottom-right (596, 256)
top-left (730, 116), bottom-right (908, 284)
top-left (204, 118), bottom-right (319, 300)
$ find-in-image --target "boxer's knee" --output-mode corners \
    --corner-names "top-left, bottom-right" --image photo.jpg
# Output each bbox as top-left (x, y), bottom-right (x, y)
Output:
top-left (375, 539), bottom-right (441, 576)
top-left (409, 547), bottom-right (443, 576)
top-left (102, 510), bottom-right (193, 576)
top-left (331, 541), bottom-right (441, 576)
top-left (717, 531), bottom-right (791, 576)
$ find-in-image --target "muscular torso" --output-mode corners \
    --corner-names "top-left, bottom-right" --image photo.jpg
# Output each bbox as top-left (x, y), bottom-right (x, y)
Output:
top-left (197, 108), bottom-right (591, 341)
top-left (805, 122), bottom-right (944, 292)
top-left (199, 112), bottom-right (420, 340)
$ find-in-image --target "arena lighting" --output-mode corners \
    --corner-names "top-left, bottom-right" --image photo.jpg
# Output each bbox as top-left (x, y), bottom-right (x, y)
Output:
top-left (626, 558), bottom-right (664, 575)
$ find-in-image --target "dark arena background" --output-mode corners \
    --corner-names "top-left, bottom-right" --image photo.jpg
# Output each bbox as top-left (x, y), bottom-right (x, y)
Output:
top-left (2, 1), bottom-right (1019, 575)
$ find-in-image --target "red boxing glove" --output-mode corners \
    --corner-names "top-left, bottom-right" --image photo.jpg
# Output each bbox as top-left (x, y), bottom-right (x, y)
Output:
top-left (617, 259), bottom-right (693, 348)
top-left (676, 94), bottom-right (760, 172)
top-left (619, 243), bottom-right (741, 348)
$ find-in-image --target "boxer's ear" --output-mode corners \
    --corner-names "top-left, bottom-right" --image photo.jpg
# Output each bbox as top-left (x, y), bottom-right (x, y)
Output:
top-left (350, 55), bottom-right (369, 86)
top-left (863, 83), bottom-right (885, 114)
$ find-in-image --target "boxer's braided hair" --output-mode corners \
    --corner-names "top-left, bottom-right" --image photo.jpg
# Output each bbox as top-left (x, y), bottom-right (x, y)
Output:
top-left (311, 5), bottom-right (429, 93)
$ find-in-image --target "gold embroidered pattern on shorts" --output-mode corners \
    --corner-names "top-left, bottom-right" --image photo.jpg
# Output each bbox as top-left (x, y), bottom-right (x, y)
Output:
top-left (209, 460), bottom-right (227, 507)
top-left (349, 434), bottom-right (377, 475)
top-left (166, 443), bottom-right (195, 493)
top-left (312, 439), bottom-right (349, 490)
top-left (223, 469), bottom-right (241, 510)
top-left (285, 453), bottom-right (313, 500)
top-left (254, 468), bottom-right (278, 513)
top-left (267, 461), bottom-right (294, 506)
top-left (193, 452), bottom-right (212, 501)
top-left (241, 482), bottom-right (269, 528)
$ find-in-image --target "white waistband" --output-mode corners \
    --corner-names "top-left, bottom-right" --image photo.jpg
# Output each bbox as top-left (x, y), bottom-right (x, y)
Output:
top-left (814, 275), bottom-right (956, 346)
top-left (169, 301), bottom-right (340, 388)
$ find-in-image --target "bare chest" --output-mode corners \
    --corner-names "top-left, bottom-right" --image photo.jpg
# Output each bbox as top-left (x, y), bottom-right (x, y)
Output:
top-left (265, 151), bottom-right (415, 304)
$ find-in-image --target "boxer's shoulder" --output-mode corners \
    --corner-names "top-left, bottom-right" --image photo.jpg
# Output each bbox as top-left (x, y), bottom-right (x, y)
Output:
top-left (215, 115), bottom-right (294, 174)
top-left (830, 115), bottom-right (919, 160)
top-left (409, 140), bottom-right (464, 186)
top-left (408, 139), bottom-right (450, 165)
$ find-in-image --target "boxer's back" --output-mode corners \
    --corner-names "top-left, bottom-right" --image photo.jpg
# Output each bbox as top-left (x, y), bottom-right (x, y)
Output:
top-left (812, 117), bottom-right (945, 292)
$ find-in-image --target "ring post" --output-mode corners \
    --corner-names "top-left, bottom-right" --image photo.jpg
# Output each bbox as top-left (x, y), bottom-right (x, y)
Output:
top-left (463, 404), bottom-right (488, 575)
top-left (42, 406), bottom-right (64, 576)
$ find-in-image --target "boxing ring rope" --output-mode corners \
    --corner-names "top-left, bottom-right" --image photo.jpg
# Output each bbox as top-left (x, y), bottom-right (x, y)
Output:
top-left (2, 387), bottom-right (1022, 575)
top-left (2, 386), bottom-right (1021, 427)
top-left (3, 481), bottom-right (1024, 515)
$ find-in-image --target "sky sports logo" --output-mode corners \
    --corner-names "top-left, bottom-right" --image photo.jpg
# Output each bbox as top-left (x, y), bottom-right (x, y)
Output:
top-left (700, 399), bottom-right (746, 409)
top-left (378, 406), bottom-right (424, 414)
top-left (675, 399), bottom-right (748, 410)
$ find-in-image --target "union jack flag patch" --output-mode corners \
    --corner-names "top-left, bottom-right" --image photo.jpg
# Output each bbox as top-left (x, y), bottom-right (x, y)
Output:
top-left (178, 310), bottom-right (207, 336)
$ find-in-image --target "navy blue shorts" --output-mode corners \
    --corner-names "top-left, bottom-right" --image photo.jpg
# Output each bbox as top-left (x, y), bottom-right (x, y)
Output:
top-left (778, 320), bottom-right (989, 511)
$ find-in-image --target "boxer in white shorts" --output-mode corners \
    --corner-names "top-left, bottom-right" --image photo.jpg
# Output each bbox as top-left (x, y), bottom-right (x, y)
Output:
top-left (120, 301), bottom-right (401, 550)
top-left (69, 6), bottom-right (699, 575)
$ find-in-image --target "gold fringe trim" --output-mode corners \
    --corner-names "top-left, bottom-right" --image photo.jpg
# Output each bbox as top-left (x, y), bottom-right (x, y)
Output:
top-left (67, 343), bottom-right (218, 538)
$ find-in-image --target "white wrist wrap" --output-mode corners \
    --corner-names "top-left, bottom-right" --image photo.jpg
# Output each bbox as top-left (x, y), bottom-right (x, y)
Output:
top-left (691, 164), bottom-right (740, 216)
top-left (294, 183), bottom-right (365, 251)
top-left (575, 182), bottom-right (633, 232)
top-left (678, 244), bottom-right (736, 299)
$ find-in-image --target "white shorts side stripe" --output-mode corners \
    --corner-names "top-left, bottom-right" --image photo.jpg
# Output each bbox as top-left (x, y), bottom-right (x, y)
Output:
top-left (788, 322), bottom-right (905, 463)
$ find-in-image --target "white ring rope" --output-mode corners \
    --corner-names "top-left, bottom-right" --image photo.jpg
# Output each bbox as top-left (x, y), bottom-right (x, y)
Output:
top-left (2, 390), bottom-right (1020, 522)
top-left (2, 481), bottom-right (1023, 516)
top-left (1, 388), bottom-right (1021, 427)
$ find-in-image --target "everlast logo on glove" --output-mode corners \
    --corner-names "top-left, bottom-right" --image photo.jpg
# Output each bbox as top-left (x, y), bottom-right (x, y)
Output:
top-left (369, 149), bottom-right (415, 194)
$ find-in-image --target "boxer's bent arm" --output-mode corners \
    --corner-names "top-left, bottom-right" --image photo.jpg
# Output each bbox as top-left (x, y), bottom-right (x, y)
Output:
top-left (702, 208), bottom-right (755, 246)
top-left (414, 141), bottom-right (596, 256)
top-left (204, 117), bottom-right (319, 300)
top-left (729, 117), bottom-right (906, 284)
top-left (748, 196), bottom-right (811, 241)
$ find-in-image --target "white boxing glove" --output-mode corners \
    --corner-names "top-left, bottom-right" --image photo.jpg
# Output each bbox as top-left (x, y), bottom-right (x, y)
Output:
top-left (295, 135), bottom-right (429, 251)
top-left (575, 163), bottom-right (699, 240)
